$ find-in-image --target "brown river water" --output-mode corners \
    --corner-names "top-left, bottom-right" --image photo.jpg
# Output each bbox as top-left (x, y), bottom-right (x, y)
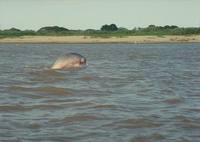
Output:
top-left (0, 43), bottom-right (200, 142)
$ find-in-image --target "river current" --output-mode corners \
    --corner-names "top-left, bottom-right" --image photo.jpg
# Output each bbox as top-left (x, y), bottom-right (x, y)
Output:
top-left (0, 43), bottom-right (200, 142)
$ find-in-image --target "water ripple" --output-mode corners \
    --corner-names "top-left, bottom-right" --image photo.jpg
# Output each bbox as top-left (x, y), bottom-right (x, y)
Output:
top-left (0, 43), bottom-right (200, 142)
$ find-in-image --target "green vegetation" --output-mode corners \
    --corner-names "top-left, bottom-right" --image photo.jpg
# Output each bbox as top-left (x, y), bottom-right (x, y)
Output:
top-left (0, 24), bottom-right (200, 38)
top-left (101, 24), bottom-right (118, 31)
top-left (38, 26), bottom-right (69, 33)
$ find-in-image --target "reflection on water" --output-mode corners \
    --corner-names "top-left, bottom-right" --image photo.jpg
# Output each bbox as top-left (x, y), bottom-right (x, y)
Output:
top-left (0, 43), bottom-right (200, 142)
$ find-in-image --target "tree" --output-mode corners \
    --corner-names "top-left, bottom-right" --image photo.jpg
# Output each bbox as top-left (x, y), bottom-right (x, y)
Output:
top-left (148, 25), bottom-right (156, 28)
top-left (164, 25), bottom-right (178, 29)
top-left (4, 28), bottom-right (21, 32)
top-left (118, 27), bottom-right (129, 31)
top-left (38, 26), bottom-right (69, 32)
top-left (100, 24), bottom-right (118, 31)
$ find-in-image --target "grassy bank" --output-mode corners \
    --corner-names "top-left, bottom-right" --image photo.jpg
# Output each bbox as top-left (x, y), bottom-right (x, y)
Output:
top-left (1, 25), bottom-right (200, 39)
top-left (1, 25), bottom-right (200, 43)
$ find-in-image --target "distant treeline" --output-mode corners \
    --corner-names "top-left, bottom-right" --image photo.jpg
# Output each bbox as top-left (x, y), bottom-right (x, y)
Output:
top-left (1, 24), bottom-right (200, 38)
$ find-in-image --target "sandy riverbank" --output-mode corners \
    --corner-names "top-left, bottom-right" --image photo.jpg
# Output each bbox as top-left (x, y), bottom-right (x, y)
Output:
top-left (0, 35), bottom-right (200, 44)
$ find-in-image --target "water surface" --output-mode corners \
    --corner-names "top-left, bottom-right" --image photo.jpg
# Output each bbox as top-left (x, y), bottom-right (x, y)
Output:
top-left (0, 43), bottom-right (200, 142)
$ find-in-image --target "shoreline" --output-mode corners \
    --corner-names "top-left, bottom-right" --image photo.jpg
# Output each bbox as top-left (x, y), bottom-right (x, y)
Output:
top-left (0, 35), bottom-right (200, 44)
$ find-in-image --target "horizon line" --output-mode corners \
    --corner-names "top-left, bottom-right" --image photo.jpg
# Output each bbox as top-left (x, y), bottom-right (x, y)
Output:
top-left (1, 24), bottom-right (200, 31)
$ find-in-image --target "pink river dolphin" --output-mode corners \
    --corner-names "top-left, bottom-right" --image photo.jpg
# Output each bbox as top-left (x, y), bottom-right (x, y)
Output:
top-left (51, 53), bottom-right (86, 70)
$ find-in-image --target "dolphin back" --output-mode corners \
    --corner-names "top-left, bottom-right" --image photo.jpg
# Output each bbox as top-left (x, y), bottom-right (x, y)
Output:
top-left (51, 53), bottom-right (86, 69)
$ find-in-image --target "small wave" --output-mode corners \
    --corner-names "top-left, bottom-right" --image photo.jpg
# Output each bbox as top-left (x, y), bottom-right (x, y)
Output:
top-left (81, 75), bottom-right (94, 81)
top-left (175, 115), bottom-right (200, 129)
top-left (29, 69), bottom-right (66, 83)
top-left (26, 122), bottom-right (41, 129)
top-left (41, 100), bottom-right (94, 110)
top-left (9, 85), bottom-right (30, 91)
top-left (51, 114), bottom-right (98, 124)
top-left (93, 104), bottom-right (116, 109)
top-left (163, 98), bottom-right (183, 105)
top-left (43, 98), bottom-right (80, 103)
top-left (189, 108), bottom-right (200, 112)
top-left (0, 104), bottom-right (67, 112)
top-left (117, 118), bottom-right (162, 129)
top-left (63, 115), bottom-right (97, 123)
top-left (33, 86), bottom-right (71, 96)
top-left (67, 101), bottom-right (95, 108)
top-left (0, 105), bottom-right (30, 112)
top-left (8, 85), bottom-right (72, 96)
top-left (130, 133), bottom-right (165, 142)
top-left (8, 120), bottom-right (42, 131)
top-left (29, 104), bottom-right (66, 110)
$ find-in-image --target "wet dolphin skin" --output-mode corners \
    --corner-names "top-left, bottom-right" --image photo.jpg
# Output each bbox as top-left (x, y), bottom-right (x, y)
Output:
top-left (51, 53), bottom-right (86, 69)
